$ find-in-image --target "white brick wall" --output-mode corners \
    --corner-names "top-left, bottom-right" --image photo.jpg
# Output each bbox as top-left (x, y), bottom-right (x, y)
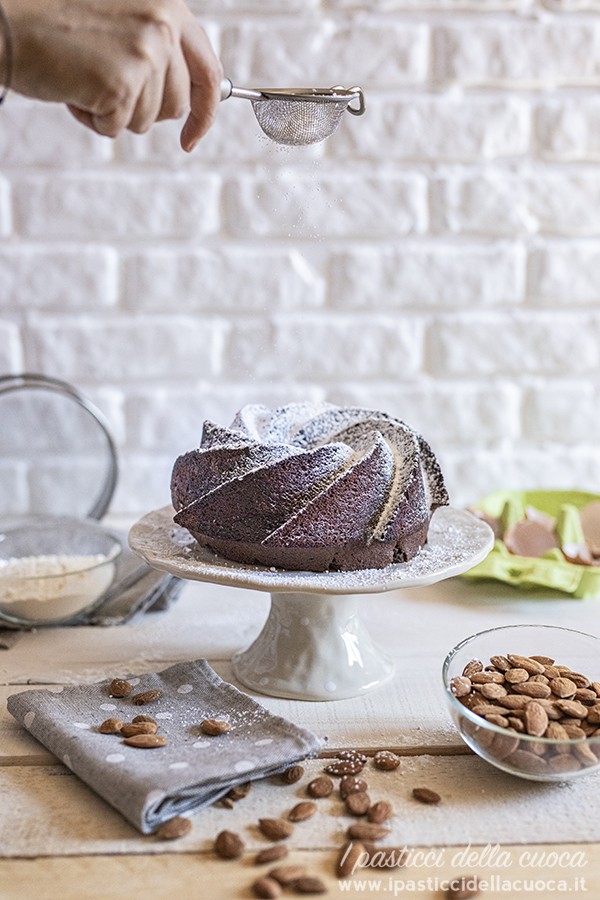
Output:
top-left (1, 0), bottom-right (600, 518)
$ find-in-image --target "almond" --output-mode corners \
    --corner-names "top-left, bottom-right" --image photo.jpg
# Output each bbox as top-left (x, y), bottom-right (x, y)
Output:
top-left (269, 865), bottom-right (307, 885)
top-left (155, 816), bottom-right (192, 840)
top-left (569, 672), bottom-right (591, 688)
top-left (462, 660), bottom-right (483, 678)
top-left (340, 776), bottom-right (368, 799)
top-left (347, 822), bottom-right (390, 842)
top-left (255, 845), bottom-right (289, 865)
top-left (549, 677), bottom-right (577, 698)
top-left (545, 722), bottom-right (569, 741)
top-left (200, 718), bottom-right (230, 735)
top-left (479, 683), bottom-right (508, 700)
top-left (489, 732), bottom-right (520, 760)
top-left (337, 841), bottom-right (367, 878)
top-left (288, 802), bottom-right (317, 823)
top-left (109, 678), bottom-right (132, 698)
top-left (306, 775), bottom-right (334, 798)
top-left (513, 682), bottom-right (551, 699)
top-left (507, 655), bottom-right (545, 675)
top-left (502, 694), bottom-right (531, 709)
top-left (345, 791), bottom-right (371, 816)
top-left (252, 877), bottom-right (282, 899)
top-left (292, 875), bottom-right (327, 894)
top-left (547, 754), bottom-right (581, 774)
top-left (485, 714), bottom-right (509, 728)
top-left (214, 829), bottom-right (245, 859)
top-left (367, 801), bottom-right (393, 824)
top-left (524, 701), bottom-right (549, 737)
top-left (562, 724), bottom-right (586, 739)
top-left (574, 688), bottom-right (597, 704)
top-left (470, 671), bottom-right (505, 684)
top-left (227, 782), bottom-right (252, 802)
top-left (98, 717), bottom-right (124, 734)
top-left (507, 716), bottom-right (525, 733)
top-left (450, 675), bottom-right (472, 698)
top-left (504, 668), bottom-right (531, 684)
top-left (543, 666), bottom-right (562, 679)
top-left (259, 818), bottom-right (294, 841)
top-left (505, 749), bottom-right (549, 775)
top-left (279, 765), bottom-right (304, 784)
top-left (131, 689), bottom-right (162, 705)
top-left (530, 655), bottom-right (555, 666)
top-left (490, 655), bottom-right (511, 671)
top-left (555, 699), bottom-right (588, 718)
top-left (573, 744), bottom-right (599, 767)
top-left (120, 722), bottom-right (158, 737)
top-left (412, 787), bottom-right (441, 804)
top-left (122, 733), bottom-right (167, 748)
top-left (586, 706), bottom-right (600, 725)
top-left (132, 714), bottom-right (157, 725)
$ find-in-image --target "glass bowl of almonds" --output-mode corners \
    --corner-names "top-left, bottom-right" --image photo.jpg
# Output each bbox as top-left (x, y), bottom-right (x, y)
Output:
top-left (443, 624), bottom-right (600, 781)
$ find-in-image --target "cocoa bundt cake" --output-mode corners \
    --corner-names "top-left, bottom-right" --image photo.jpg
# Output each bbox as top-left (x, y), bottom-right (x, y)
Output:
top-left (171, 402), bottom-right (449, 572)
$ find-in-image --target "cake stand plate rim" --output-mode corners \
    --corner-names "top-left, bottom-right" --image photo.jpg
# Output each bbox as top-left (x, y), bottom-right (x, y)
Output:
top-left (128, 505), bottom-right (494, 595)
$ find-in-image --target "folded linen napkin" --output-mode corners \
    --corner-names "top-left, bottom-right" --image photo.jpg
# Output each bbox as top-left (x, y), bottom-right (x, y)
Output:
top-left (7, 659), bottom-right (325, 834)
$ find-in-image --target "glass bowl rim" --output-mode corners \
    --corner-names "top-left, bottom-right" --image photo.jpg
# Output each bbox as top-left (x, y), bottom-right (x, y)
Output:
top-left (442, 623), bottom-right (600, 747)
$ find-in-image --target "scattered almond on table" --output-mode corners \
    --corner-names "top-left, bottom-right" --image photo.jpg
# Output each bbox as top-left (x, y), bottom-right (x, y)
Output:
top-left (155, 816), bottom-right (192, 840)
top-left (255, 845), bottom-right (289, 865)
top-left (258, 818), bottom-right (295, 841)
top-left (280, 765), bottom-right (304, 784)
top-left (252, 876), bottom-right (282, 899)
top-left (214, 829), bottom-right (245, 859)
top-left (412, 787), bottom-right (441, 805)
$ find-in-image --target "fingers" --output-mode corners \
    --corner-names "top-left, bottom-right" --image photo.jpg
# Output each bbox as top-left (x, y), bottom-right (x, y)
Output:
top-left (179, 19), bottom-right (222, 152)
top-left (157, 44), bottom-right (190, 122)
top-left (64, 3), bottom-right (221, 146)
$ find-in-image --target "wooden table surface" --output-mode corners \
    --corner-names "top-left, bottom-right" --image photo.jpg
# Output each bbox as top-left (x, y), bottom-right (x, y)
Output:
top-left (1, 573), bottom-right (599, 899)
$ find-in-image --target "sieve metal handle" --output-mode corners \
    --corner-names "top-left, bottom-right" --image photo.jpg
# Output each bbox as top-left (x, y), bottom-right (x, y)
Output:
top-left (345, 86), bottom-right (366, 116)
top-left (220, 78), bottom-right (263, 102)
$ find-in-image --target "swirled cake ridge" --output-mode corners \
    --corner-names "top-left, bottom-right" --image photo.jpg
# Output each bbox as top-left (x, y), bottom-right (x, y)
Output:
top-left (171, 402), bottom-right (449, 572)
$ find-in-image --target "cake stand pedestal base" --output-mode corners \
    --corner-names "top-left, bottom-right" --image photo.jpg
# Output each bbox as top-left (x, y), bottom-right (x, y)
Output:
top-left (129, 505), bottom-right (495, 702)
top-left (232, 591), bottom-right (394, 701)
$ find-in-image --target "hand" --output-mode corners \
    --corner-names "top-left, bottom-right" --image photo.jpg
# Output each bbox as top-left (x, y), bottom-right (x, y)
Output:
top-left (2, 0), bottom-right (223, 150)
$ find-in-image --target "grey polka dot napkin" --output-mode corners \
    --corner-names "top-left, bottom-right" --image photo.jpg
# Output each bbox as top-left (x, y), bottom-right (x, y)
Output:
top-left (7, 659), bottom-right (325, 834)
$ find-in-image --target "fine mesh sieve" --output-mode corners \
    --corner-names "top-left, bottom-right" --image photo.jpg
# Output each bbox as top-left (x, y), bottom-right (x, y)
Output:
top-left (220, 79), bottom-right (365, 146)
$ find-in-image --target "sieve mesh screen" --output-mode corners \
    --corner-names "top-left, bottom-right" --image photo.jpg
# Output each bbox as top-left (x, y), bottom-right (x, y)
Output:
top-left (251, 97), bottom-right (348, 146)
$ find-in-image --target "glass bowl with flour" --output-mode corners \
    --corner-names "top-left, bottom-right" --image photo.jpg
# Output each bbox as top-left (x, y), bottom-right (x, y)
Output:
top-left (0, 516), bottom-right (121, 626)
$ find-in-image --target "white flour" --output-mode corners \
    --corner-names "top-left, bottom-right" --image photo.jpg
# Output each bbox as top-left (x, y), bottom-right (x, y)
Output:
top-left (0, 553), bottom-right (116, 622)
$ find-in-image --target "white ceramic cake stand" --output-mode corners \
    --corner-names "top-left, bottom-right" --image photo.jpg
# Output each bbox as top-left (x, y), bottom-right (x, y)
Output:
top-left (129, 506), bottom-right (493, 702)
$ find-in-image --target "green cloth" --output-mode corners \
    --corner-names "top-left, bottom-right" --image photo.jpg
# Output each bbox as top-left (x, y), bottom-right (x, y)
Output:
top-left (462, 490), bottom-right (600, 599)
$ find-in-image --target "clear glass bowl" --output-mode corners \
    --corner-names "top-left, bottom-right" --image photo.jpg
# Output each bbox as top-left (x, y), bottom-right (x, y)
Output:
top-left (0, 515), bottom-right (122, 626)
top-left (443, 624), bottom-right (600, 782)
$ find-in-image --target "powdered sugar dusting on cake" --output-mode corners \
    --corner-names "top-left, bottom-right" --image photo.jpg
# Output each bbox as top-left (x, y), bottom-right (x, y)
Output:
top-left (170, 402), bottom-right (449, 572)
